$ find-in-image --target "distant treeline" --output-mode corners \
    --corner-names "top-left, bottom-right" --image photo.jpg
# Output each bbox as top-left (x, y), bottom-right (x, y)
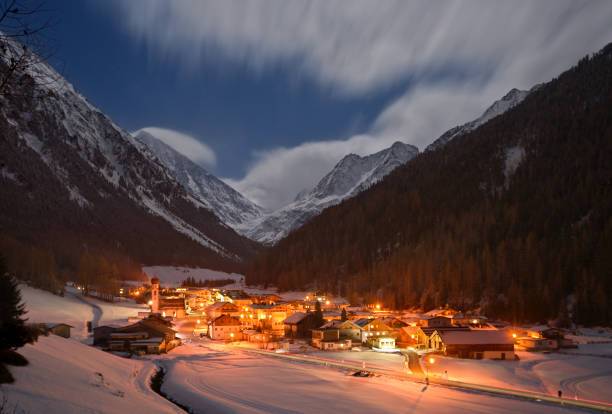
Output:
top-left (247, 44), bottom-right (612, 326)
top-left (0, 234), bottom-right (147, 296)
top-left (181, 276), bottom-right (234, 288)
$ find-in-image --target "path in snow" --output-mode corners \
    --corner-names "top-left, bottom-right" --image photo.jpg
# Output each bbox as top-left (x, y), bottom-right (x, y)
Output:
top-left (69, 290), bottom-right (103, 328)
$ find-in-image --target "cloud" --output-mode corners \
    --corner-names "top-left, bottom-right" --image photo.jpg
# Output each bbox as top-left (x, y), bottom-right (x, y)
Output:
top-left (110, 0), bottom-right (612, 96)
top-left (112, 1), bottom-right (612, 210)
top-left (134, 127), bottom-right (217, 167)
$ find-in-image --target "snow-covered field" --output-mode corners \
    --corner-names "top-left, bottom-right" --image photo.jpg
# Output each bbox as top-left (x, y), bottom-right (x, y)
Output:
top-left (142, 265), bottom-right (245, 288)
top-left (2, 335), bottom-right (181, 414)
top-left (303, 347), bottom-right (612, 405)
top-left (141, 266), bottom-right (314, 301)
top-left (20, 285), bottom-right (148, 340)
top-left (154, 340), bottom-right (585, 414)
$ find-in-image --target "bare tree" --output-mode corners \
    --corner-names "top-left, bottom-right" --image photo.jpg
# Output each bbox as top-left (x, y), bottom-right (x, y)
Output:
top-left (0, 0), bottom-right (58, 96)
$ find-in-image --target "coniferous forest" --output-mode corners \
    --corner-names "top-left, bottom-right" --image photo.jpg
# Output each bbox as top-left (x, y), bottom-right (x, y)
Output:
top-left (247, 44), bottom-right (612, 326)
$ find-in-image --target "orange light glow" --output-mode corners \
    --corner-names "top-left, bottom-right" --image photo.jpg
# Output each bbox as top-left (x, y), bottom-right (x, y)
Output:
top-left (325, 300), bottom-right (330, 305)
top-left (512, 333), bottom-right (517, 338)
top-left (376, 304), bottom-right (380, 310)
top-left (148, 300), bottom-right (153, 305)
top-left (428, 357), bottom-right (435, 364)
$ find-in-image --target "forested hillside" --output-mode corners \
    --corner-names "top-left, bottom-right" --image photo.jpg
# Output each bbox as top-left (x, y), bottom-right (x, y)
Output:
top-left (247, 44), bottom-right (612, 325)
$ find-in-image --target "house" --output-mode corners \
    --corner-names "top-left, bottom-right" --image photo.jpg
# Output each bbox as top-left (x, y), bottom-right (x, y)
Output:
top-left (424, 308), bottom-right (460, 318)
top-left (452, 314), bottom-right (488, 327)
top-left (369, 336), bottom-right (396, 350)
top-left (283, 312), bottom-right (318, 338)
top-left (354, 318), bottom-right (393, 344)
top-left (246, 303), bottom-right (289, 334)
top-left (418, 316), bottom-right (452, 328)
top-left (516, 337), bottom-right (557, 352)
top-left (208, 314), bottom-right (242, 340)
top-left (250, 294), bottom-right (282, 305)
top-left (429, 329), bottom-right (515, 359)
top-left (319, 319), bottom-right (362, 342)
top-left (158, 297), bottom-right (186, 319)
top-left (311, 326), bottom-right (351, 350)
top-left (380, 317), bottom-right (409, 330)
top-left (205, 302), bottom-right (239, 319)
top-left (224, 290), bottom-right (253, 308)
top-left (40, 323), bottom-right (73, 338)
top-left (102, 315), bottom-right (180, 354)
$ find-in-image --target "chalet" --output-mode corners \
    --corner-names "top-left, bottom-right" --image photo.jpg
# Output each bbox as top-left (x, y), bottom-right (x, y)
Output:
top-left (354, 318), bottom-right (393, 343)
top-left (224, 290), bottom-right (253, 308)
top-left (250, 294), bottom-right (282, 305)
top-left (418, 316), bottom-right (452, 328)
top-left (380, 317), bottom-right (409, 330)
top-left (246, 303), bottom-right (289, 334)
top-left (425, 308), bottom-right (460, 318)
top-left (370, 336), bottom-right (396, 350)
top-left (208, 314), bottom-right (242, 341)
top-left (516, 336), bottom-right (557, 352)
top-left (40, 323), bottom-right (73, 338)
top-left (452, 314), bottom-right (488, 327)
top-left (205, 302), bottom-right (240, 319)
top-left (158, 297), bottom-right (186, 319)
top-left (283, 312), bottom-right (317, 338)
top-left (320, 319), bottom-right (362, 342)
top-left (101, 315), bottom-right (180, 354)
top-left (311, 326), bottom-right (351, 350)
top-left (430, 330), bottom-right (515, 359)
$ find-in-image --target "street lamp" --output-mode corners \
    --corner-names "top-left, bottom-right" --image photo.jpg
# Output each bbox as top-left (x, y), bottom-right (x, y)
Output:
top-left (425, 356), bottom-right (435, 383)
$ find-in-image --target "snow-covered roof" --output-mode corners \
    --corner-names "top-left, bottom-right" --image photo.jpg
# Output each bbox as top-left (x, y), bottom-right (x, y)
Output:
top-left (283, 312), bottom-right (308, 324)
top-left (206, 301), bottom-right (237, 311)
top-left (436, 330), bottom-right (514, 345)
top-left (43, 323), bottom-right (74, 329)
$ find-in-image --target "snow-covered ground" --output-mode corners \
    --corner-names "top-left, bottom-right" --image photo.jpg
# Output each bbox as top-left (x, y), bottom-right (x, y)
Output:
top-left (300, 347), bottom-right (612, 405)
top-left (20, 285), bottom-right (148, 341)
top-left (154, 340), bottom-right (585, 414)
top-left (2, 335), bottom-right (181, 414)
top-left (142, 265), bottom-right (245, 288)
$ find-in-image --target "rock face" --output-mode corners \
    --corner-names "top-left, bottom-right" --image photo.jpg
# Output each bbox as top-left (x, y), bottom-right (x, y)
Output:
top-left (134, 129), bottom-right (264, 232)
top-left (0, 40), bottom-right (259, 270)
top-left (244, 141), bottom-right (419, 244)
top-left (425, 87), bottom-right (536, 152)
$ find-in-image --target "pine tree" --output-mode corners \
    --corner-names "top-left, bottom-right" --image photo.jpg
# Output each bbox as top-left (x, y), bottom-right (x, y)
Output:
top-left (341, 307), bottom-right (348, 321)
top-left (314, 300), bottom-right (324, 328)
top-left (0, 256), bottom-right (33, 351)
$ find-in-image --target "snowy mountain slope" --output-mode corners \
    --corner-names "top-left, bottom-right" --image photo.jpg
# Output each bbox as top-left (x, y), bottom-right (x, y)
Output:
top-left (243, 141), bottom-right (418, 244)
top-left (0, 39), bottom-right (259, 269)
top-left (134, 129), bottom-right (264, 232)
top-left (425, 87), bottom-right (536, 151)
top-left (3, 335), bottom-right (182, 414)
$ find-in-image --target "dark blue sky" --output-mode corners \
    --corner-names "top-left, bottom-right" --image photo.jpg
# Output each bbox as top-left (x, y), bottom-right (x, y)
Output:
top-left (47, 1), bottom-right (401, 179)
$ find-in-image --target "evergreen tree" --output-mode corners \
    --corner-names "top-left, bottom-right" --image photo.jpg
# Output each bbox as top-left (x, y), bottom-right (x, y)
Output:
top-left (341, 307), bottom-right (348, 321)
top-left (314, 300), bottom-right (324, 328)
top-left (0, 256), bottom-right (33, 352)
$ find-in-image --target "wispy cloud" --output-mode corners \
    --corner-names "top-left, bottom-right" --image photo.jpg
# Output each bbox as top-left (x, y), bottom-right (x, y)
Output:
top-left (134, 127), bottom-right (217, 168)
top-left (112, 0), bottom-right (612, 210)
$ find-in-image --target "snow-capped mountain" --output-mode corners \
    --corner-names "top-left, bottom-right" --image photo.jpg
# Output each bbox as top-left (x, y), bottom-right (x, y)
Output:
top-left (134, 129), bottom-right (264, 232)
top-left (0, 40), bottom-right (258, 270)
top-left (244, 141), bottom-right (419, 244)
top-left (425, 87), bottom-right (536, 151)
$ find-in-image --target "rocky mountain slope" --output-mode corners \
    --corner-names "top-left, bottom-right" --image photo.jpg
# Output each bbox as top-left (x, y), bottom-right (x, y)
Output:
top-left (247, 44), bottom-right (612, 325)
top-left (244, 141), bottom-right (419, 244)
top-left (0, 40), bottom-right (259, 271)
top-left (134, 129), bottom-right (264, 232)
top-left (425, 87), bottom-right (535, 151)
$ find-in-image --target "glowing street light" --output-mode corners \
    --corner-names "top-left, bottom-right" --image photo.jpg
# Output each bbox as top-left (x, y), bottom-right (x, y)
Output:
top-left (148, 300), bottom-right (153, 306)
top-left (376, 304), bottom-right (381, 310)
top-left (512, 333), bottom-right (517, 339)
top-left (425, 356), bottom-right (435, 382)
